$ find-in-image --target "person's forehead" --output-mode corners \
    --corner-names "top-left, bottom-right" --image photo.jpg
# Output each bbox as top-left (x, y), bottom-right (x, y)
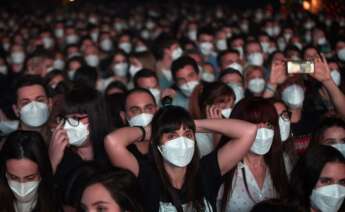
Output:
top-left (320, 162), bottom-right (345, 179)
top-left (17, 85), bottom-right (47, 99)
top-left (176, 65), bottom-right (196, 77)
top-left (126, 92), bottom-right (155, 108)
top-left (6, 159), bottom-right (39, 176)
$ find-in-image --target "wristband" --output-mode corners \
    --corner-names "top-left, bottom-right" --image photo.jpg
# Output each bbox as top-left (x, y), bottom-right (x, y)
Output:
top-left (265, 83), bottom-right (276, 93)
top-left (135, 126), bottom-right (146, 142)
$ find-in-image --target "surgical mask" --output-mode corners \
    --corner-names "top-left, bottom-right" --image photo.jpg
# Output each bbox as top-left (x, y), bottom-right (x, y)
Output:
top-left (8, 180), bottom-right (40, 202)
top-left (135, 46), bottom-right (148, 53)
top-left (172, 47), bottom-right (183, 61)
top-left (64, 118), bottom-right (89, 146)
top-left (337, 48), bottom-right (345, 61)
top-left (282, 84), bottom-right (305, 109)
top-left (221, 108), bottom-right (232, 118)
top-left (216, 39), bottom-right (228, 51)
top-left (310, 184), bottom-right (345, 212)
top-left (162, 69), bottom-right (172, 81)
top-left (273, 26), bottom-right (281, 36)
top-left (331, 144), bottom-right (345, 158)
top-left (65, 34), bottom-right (79, 44)
top-left (250, 128), bottom-right (274, 155)
top-left (260, 42), bottom-right (270, 53)
top-left (54, 28), bottom-right (64, 38)
top-left (11, 52), bottom-right (25, 64)
top-left (20, 101), bottom-right (49, 127)
top-left (179, 80), bottom-right (199, 97)
top-left (199, 42), bottom-right (214, 56)
top-left (119, 42), bottom-right (132, 53)
top-left (90, 32), bottom-right (99, 42)
top-left (0, 120), bottom-right (19, 135)
top-left (279, 117), bottom-right (290, 142)
top-left (187, 30), bottom-right (197, 41)
top-left (318, 37), bottom-right (327, 45)
top-left (85, 55), bottom-right (99, 67)
top-left (42, 37), bottom-right (54, 49)
top-left (53, 59), bottom-right (65, 70)
top-left (158, 136), bottom-right (195, 167)
top-left (331, 70), bottom-right (341, 86)
top-left (247, 52), bottom-right (264, 66)
top-left (265, 28), bottom-right (274, 37)
top-left (284, 33), bottom-right (292, 42)
top-left (129, 64), bottom-right (142, 77)
top-left (149, 88), bottom-right (161, 104)
top-left (100, 39), bottom-right (113, 51)
top-left (227, 62), bottom-right (243, 74)
top-left (248, 78), bottom-right (265, 94)
top-left (112, 62), bottom-right (128, 77)
top-left (228, 83), bottom-right (244, 104)
top-left (201, 72), bottom-right (216, 82)
top-left (0, 65), bottom-right (8, 75)
top-left (128, 113), bottom-right (153, 127)
top-left (68, 70), bottom-right (76, 80)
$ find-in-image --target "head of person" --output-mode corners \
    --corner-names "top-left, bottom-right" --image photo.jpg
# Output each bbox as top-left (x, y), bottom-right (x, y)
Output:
top-left (110, 50), bottom-right (129, 78)
top-left (80, 170), bottom-right (143, 212)
top-left (59, 85), bottom-right (111, 161)
top-left (271, 99), bottom-right (292, 143)
top-left (171, 56), bottom-right (200, 97)
top-left (189, 81), bottom-right (235, 119)
top-left (44, 70), bottom-right (68, 96)
top-left (217, 49), bottom-right (243, 73)
top-left (104, 80), bottom-right (128, 96)
top-left (219, 68), bottom-right (245, 104)
top-left (130, 51), bottom-right (157, 71)
top-left (122, 88), bottom-right (157, 128)
top-left (335, 38), bottom-right (345, 62)
top-left (0, 130), bottom-right (57, 211)
top-left (244, 40), bottom-right (264, 66)
top-left (243, 65), bottom-right (265, 96)
top-left (65, 56), bottom-right (85, 81)
top-left (289, 145), bottom-right (345, 212)
top-left (153, 37), bottom-right (181, 62)
top-left (303, 45), bottom-right (321, 61)
top-left (277, 76), bottom-right (306, 111)
top-left (150, 106), bottom-right (203, 209)
top-left (73, 66), bottom-right (98, 89)
top-left (133, 69), bottom-right (160, 104)
top-left (13, 75), bottom-right (52, 129)
top-left (311, 117), bottom-right (345, 157)
top-left (197, 27), bottom-right (215, 57)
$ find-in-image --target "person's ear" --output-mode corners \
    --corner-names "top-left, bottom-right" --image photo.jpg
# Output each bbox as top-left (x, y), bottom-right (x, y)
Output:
top-left (12, 104), bottom-right (20, 118)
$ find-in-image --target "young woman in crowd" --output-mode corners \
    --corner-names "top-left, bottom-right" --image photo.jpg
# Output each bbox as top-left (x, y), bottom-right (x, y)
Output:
top-left (105, 105), bottom-right (257, 212)
top-left (0, 130), bottom-right (60, 212)
top-left (218, 97), bottom-right (289, 212)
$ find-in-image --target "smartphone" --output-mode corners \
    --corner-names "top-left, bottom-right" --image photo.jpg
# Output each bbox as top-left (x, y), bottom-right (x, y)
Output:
top-left (287, 60), bottom-right (314, 74)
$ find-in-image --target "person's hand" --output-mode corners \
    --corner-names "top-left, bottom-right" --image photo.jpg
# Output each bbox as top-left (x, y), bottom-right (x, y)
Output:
top-left (161, 88), bottom-right (176, 99)
top-left (49, 122), bottom-right (69, 173)
top-left (311, 54), bottom-right (331, 83)
top-left (206, 104), bottom-right (222, 119)
top-left (268, 59), bottom-right (287, 85)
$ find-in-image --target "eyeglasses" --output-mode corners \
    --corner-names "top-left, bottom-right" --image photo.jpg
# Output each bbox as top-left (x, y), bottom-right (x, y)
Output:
top-left (56, 115), bottom-right (88, 127)
top-left (279, 110), bottom-right (291, 121)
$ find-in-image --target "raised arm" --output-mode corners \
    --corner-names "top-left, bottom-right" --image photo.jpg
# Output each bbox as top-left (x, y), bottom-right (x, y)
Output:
top-left (195, 119), bottom-right (257, 176)
top-left (104, 126), bottom-right (147, 177)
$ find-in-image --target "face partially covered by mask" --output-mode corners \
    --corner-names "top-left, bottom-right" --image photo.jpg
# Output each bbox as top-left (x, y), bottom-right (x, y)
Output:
top-left (310, 184), bottom-right (345, 212)
top-left (250, 128), bottom-right (274, 155)
top-left (19, 101), bottom-right (50, 128)
top-left (179, 80), bottom-right (199, 97)
top-left (248, 78), bottom-right (265, 94)
top-left (128, 113), bottom-right (153, 127)
top-left (7, 179), bottom-right (40, 202)
top-left (64, 118), bottom-right (90, 147)
top-left (282, 84), bottom-right (305, 109)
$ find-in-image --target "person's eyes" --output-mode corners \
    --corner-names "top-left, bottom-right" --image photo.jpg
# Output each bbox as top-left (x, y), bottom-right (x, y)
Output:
top-left (166, 133), bottom-right (177, 140)
top-left (97, 206), bottom-right (107, 212)
top-left (319, 178), bottom-right (332, 185)
top-left (185, 131), bottom-right (194, 139)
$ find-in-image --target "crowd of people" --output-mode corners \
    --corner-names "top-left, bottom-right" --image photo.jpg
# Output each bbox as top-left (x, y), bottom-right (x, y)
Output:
top-left (1, 1), bottom-right (345, 212)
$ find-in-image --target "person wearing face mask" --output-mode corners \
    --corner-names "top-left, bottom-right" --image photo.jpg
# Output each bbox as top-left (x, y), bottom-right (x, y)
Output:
top-left (218, 97), bottom-right (289, 212)
top-left (288, 145), bottom-right (345, 212)
top-left (171, 56), bottom-right (201, 109)
top-left (120, 88), bottom-right (158, 160)
top-left (244, 65), bottom-right (266, 97)
top-left (219, 68), bottom-right (245, 104)
top-left (105, 105), bottom-right (257, 212)
top-left (245, 41), bottom-right (264, 67)
top-left (189, 81), bottom-right (235, 157)
top-left (0, 131), bottom-right (60, 212)
top-left (218, 49), bottom-right (243, 74)
top-left (12, 75), bottom-right (53, 145)
top-left (197, 28), bottom-right (218, 69)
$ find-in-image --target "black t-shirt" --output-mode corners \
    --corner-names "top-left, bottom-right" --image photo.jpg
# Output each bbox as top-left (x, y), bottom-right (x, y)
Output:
top-left (138, 150), bottom-right (222, 212)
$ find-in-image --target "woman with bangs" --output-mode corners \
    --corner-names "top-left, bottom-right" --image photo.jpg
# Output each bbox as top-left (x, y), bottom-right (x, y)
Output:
top-left (105, 105), bottom-right (257, 212)
top-left (218, 97), bottom-right (289, 212)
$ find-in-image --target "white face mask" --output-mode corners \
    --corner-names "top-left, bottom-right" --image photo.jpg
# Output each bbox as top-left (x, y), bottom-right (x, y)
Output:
top-left (179, 80), bottom-right (199, 97)
top-left (68, 69), bottom-right (76, 80)
top-left (227, 83), bottom-right (244, 104)
top-left (64, 118), bottom-right (90, 147)
top-left (227, 62), bottom-right (243, 74)
top-left (331, 70), bottom-right (341, 86)
top-left (161, 69), bottom-right (172, 81)
top-left (172, 47), bottom-right (183, 61)
top-left (260, 42), bottom-right (270, 53)
top-left (100, 39), bottom-right (113, 51)
top-left (188, 30), bottom-right (197, 41)
top-left (11, 52), bottom-right (25, 64)
top-left (119, 42), bottom-right (132, 53)
top-left (248, 78), bottom-right (265, 94)
top-left (318, 37), bottom-right (327, 45)
top-left (148, 88), bottom-right (161, 104)
top-left (135, 46), bottom-right (148, 53)
top-left (310, 184), bottom-right (345, 212)
top-left (85, 55), bottom-right (100, 67)
top-left (216, 39), bottom-right (228, 51)
top-left (8, 180), bottom-right (40, 202)
top-left (0, 120), bottom-right (19, 135)
top-left (282, 84), bottom-right (305, 109)
top-left (250, 128), bottom-right (274, 155)
top-left (247, 52), bottom-right (264, 66)
top-left (42, 37), bottom-right (54, 49)
top-left (20, 101), bottom-right (49, 127)
top-left (201, 72), bottom-right (216, 82)
top-left (337, 48), bottom-right (345, 61)
top-left (128, 113), bottom-right (153, 127)
top-left (279, 117), bottom-right (290, 142)
top-left (331, 144), bottom-right (345, 158)
top-left (54, 28), bottom-right (64, 38)
top-left (158, 136), bottom-right (195, 167)
top-left (221, 108), bottom-right (232, 118)
top-left (234, 47), bottom-right (244, 59)
top-left (65, 34), bottom-right (79, 44)
top-left (53, 59), bottom-right (65, 70)
top-left (199, 42), bottom-right (214, 56)
top-left (129, 64), bottom-right (142, 77)
top-left (112, 62), bottom-right (128, 77)
top-left (0, 65), bottom-right (8, 75)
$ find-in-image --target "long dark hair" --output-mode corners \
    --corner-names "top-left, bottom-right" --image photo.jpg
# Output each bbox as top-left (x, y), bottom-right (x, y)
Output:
top-left (0, 130), bottom-right (60, 212)
top-left (288, 145), bottom-right (345, 211)
top-left (61, 84), bottom-right (113, 165)
top-left (150, 105), bottom-right (205, 212)
top-left (219, 97), bottom-right (289, 212)
top-left (311, 116), bottom-right (345, 146)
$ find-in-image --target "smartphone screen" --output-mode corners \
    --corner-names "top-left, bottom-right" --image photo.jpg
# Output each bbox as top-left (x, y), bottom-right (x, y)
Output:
top-left (287, 60), bottom-right (314, 74)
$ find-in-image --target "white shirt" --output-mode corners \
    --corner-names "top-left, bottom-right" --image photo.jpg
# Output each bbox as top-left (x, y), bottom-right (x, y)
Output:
top-left (159, 198), bottom-right (213, 212)
top-left (217, 162), bottom-right (277, 212)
